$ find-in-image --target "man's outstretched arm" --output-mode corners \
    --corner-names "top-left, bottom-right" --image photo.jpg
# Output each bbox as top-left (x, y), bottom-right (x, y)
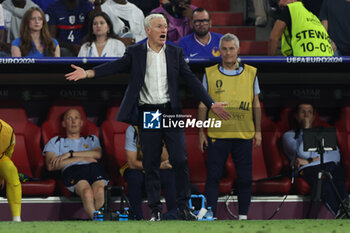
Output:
top-left (66, 46), bottom-right (132, 81)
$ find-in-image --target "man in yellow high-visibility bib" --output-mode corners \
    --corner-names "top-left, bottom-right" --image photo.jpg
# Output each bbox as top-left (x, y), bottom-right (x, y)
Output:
top-left (198, 33), bottom-right (262, 220)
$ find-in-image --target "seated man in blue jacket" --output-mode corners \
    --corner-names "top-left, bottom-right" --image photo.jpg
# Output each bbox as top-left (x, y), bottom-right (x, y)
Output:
top-left (282, 102), bottom-right (349, 218)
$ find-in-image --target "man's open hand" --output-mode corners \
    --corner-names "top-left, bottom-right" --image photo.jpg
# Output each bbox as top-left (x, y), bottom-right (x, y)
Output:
top-left (210, 102), bottom-right (231, 120)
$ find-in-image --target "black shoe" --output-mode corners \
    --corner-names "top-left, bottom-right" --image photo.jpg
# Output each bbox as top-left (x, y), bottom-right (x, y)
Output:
top-left (150, 211), bottom-right (161, 221)
top-left (179, 209), bottom-right (197, 221)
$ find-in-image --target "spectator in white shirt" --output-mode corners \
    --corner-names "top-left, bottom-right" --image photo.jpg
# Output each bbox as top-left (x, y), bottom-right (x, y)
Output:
top-left (78, 12), bottom-right (125, 57)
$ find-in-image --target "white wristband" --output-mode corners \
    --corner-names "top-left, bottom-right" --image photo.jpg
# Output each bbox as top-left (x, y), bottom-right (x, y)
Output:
top-left (85, 70), bottom-right (89, 78)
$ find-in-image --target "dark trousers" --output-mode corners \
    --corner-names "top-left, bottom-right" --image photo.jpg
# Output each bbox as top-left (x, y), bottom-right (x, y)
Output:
top-left (124, 168), bottom-right (177, 219)
top-left (205, 138), bottom-right (253, 216)
top-left (138, 104), bottom-right (191, 213)
top-left (299, 162), bottom-right (348, 215)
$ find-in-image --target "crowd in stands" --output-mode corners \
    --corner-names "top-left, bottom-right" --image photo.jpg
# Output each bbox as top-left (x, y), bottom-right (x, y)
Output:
top-left (0, 0), bottom-right (220, 57)
top-left (0, 0), bottom-right (348, 58)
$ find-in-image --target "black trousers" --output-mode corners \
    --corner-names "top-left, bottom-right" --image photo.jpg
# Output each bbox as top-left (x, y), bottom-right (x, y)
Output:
top-left (124, 168), bottom-right (177, 219)
top-left (138, 103), bottom-right (191, 213)
top-left (299, 162), bottom-right (348, 215)
top-left (205, 138), bottom-right (253, 216)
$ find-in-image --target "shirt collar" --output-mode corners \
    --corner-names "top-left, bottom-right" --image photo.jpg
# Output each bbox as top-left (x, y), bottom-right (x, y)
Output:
top-left (219, 63), bottom-right (243, 75)
top-left (146, 39), bottom-right (166, 53)
top-left (194, 32), bottom-right (212, 47)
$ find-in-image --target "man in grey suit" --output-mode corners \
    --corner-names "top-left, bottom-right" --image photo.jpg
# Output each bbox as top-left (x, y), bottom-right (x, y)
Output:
top-left (66, 13), bottom-right (230, 221)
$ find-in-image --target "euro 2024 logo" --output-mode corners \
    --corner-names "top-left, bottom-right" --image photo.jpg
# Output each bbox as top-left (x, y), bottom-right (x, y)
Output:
top-left (143, 110), bottom-right (162, 129)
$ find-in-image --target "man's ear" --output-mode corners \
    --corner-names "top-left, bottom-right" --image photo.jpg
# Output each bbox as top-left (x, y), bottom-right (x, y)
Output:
top-left (145, 26), bottom-right (151, 35)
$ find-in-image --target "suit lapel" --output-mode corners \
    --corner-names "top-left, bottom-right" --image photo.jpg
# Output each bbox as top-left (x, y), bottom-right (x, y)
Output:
top-left (165, 45), bottom-right (171, 83)
top-left (139, 42), bottom-right (147, 80)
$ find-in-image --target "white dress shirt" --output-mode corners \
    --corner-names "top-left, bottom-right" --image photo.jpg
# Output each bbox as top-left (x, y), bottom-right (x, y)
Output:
top-left (78, 38), bottom-right (126, 57)
top-left (139, 41), bottom-right (170, 105)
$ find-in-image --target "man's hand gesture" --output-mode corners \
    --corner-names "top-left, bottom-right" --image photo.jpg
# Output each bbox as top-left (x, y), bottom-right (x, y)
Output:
top-left (65, 64), bottom-right (90, 81)
top-left (210, 102), bottom-right (231, 120)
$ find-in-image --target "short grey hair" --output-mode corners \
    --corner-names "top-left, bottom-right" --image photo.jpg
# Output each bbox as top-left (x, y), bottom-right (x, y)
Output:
top-left (219, 33), bottom-right (240, 49)
top-left (144, 13), bottom-right (166, 29)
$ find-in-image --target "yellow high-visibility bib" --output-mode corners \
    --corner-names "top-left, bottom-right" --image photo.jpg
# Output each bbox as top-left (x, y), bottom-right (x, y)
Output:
top-left (281, 1), bottom-right (334, 56)
top-left (207, 64), bottom-right (256, 139)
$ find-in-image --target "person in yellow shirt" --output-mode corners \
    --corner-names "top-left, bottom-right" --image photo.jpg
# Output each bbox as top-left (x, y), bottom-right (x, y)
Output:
top-left (0, 119), bottom-right (22, 222)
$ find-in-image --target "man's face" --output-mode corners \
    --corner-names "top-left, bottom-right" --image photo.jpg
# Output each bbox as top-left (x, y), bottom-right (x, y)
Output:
top-left (295, 104), bottom-right (315, 126)
top-left (192, 11), bottom-right (211, 37)
top-left (62, 109), bottom-right (83, 135)
top-left (219, 40), bottom-right (239, 65)
top-left (146, 17), bottom-right (168, 47)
